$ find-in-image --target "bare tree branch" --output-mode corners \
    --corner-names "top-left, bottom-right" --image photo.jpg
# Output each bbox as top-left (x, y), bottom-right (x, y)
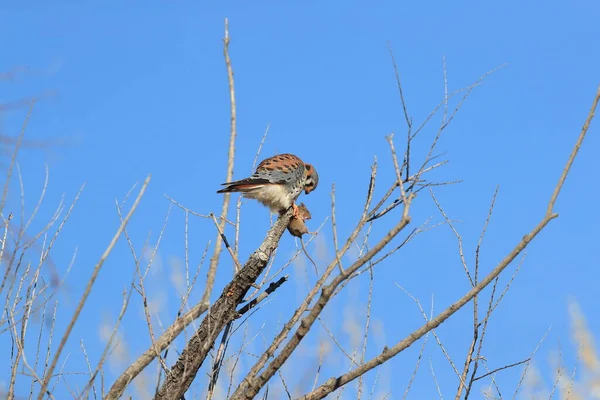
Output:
top-left (203, 16), bottom-right (238, 305)
top-left (154, 209), bottom-right (294, 399)
top-left (296, 84), bottom-right (600, 400)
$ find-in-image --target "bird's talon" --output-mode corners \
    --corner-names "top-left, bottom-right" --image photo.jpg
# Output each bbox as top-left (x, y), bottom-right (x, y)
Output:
top-left (292, 203), bottom-right (300, 218)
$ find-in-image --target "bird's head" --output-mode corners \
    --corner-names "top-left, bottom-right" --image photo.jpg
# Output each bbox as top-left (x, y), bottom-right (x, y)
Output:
top-left (303, 163), bottom-right (319, 194)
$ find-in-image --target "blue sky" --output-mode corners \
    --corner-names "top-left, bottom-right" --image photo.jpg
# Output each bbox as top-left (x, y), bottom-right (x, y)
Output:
top-left (1, 1), bottom-right (599, 398)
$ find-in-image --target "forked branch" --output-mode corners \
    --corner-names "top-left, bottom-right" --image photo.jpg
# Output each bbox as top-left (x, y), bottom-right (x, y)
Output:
top-left (297, 85), bottom-right (600, 400)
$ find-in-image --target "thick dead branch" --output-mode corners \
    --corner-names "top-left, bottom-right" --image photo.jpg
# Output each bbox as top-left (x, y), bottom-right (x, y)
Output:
top-left (106, 302), bottom-right (210, 399)
top-left (154, 210), bottom-right (294, 399)
top-left (207, 276), bottom-right (288, 400)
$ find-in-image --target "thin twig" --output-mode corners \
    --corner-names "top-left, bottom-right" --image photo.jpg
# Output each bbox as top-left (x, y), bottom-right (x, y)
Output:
top-left (357, 266), bottom-right (374, 398)
top-left (330, 184), bottom-right (344, 274)
top-left (512, 326), bottom-right (552, 399)
top-left (402, 332), bottom-right (430, 400)
top-left (395, 284), bottom-right (464, 383)
top-left (38, 175), bottom-right (150, 399)
top-left (237, 276), bottom-right (288, 316)
top-left (430, 358), bottom-right (444, 400)
top-left (163, 194), bottom-right (235, 226)
top-left (0, 101), bottom-right (34, 217)
top-left (207, 321), bottom-right (233, 400)
top-left (387, 44), bottom-right (412, 182)
top-left (210, 212), bottom-right (242, 273)
top-left (430, 189), bottom-right (473, 286)
top-left (235, 124), bottom-right (270, 253)
top-left (473, 358), bottom-right (531, 382)
top-left (203, 16), bottom-right (238, 306)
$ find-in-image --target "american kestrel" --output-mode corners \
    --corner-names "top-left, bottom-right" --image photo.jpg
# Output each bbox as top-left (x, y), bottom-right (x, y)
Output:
top-left (217, 153), bottom-right (319, 217)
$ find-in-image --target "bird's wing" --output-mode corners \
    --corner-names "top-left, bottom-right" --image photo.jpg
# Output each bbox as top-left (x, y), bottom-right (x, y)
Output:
top-left (217, 154), bottom-right (305, 193)
top-left (255, 154), bottom-right (305, 184)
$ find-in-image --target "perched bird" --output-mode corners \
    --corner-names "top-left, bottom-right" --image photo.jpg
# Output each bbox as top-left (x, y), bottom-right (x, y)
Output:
top-left (217, 153), bottom-right (319, 217)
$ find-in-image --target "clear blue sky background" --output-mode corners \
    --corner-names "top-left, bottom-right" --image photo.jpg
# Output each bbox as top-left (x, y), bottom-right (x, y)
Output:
top-left (1, 1), bottom-right (599, 399)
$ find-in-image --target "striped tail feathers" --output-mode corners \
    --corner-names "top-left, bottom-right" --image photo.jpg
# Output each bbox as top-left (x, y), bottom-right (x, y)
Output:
top-left (217, 177), bottom-right (270, 193)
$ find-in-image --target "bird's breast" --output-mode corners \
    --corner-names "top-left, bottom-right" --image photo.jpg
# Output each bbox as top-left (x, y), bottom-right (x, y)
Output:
top-left (242, 184), bottom-right (295, 212)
